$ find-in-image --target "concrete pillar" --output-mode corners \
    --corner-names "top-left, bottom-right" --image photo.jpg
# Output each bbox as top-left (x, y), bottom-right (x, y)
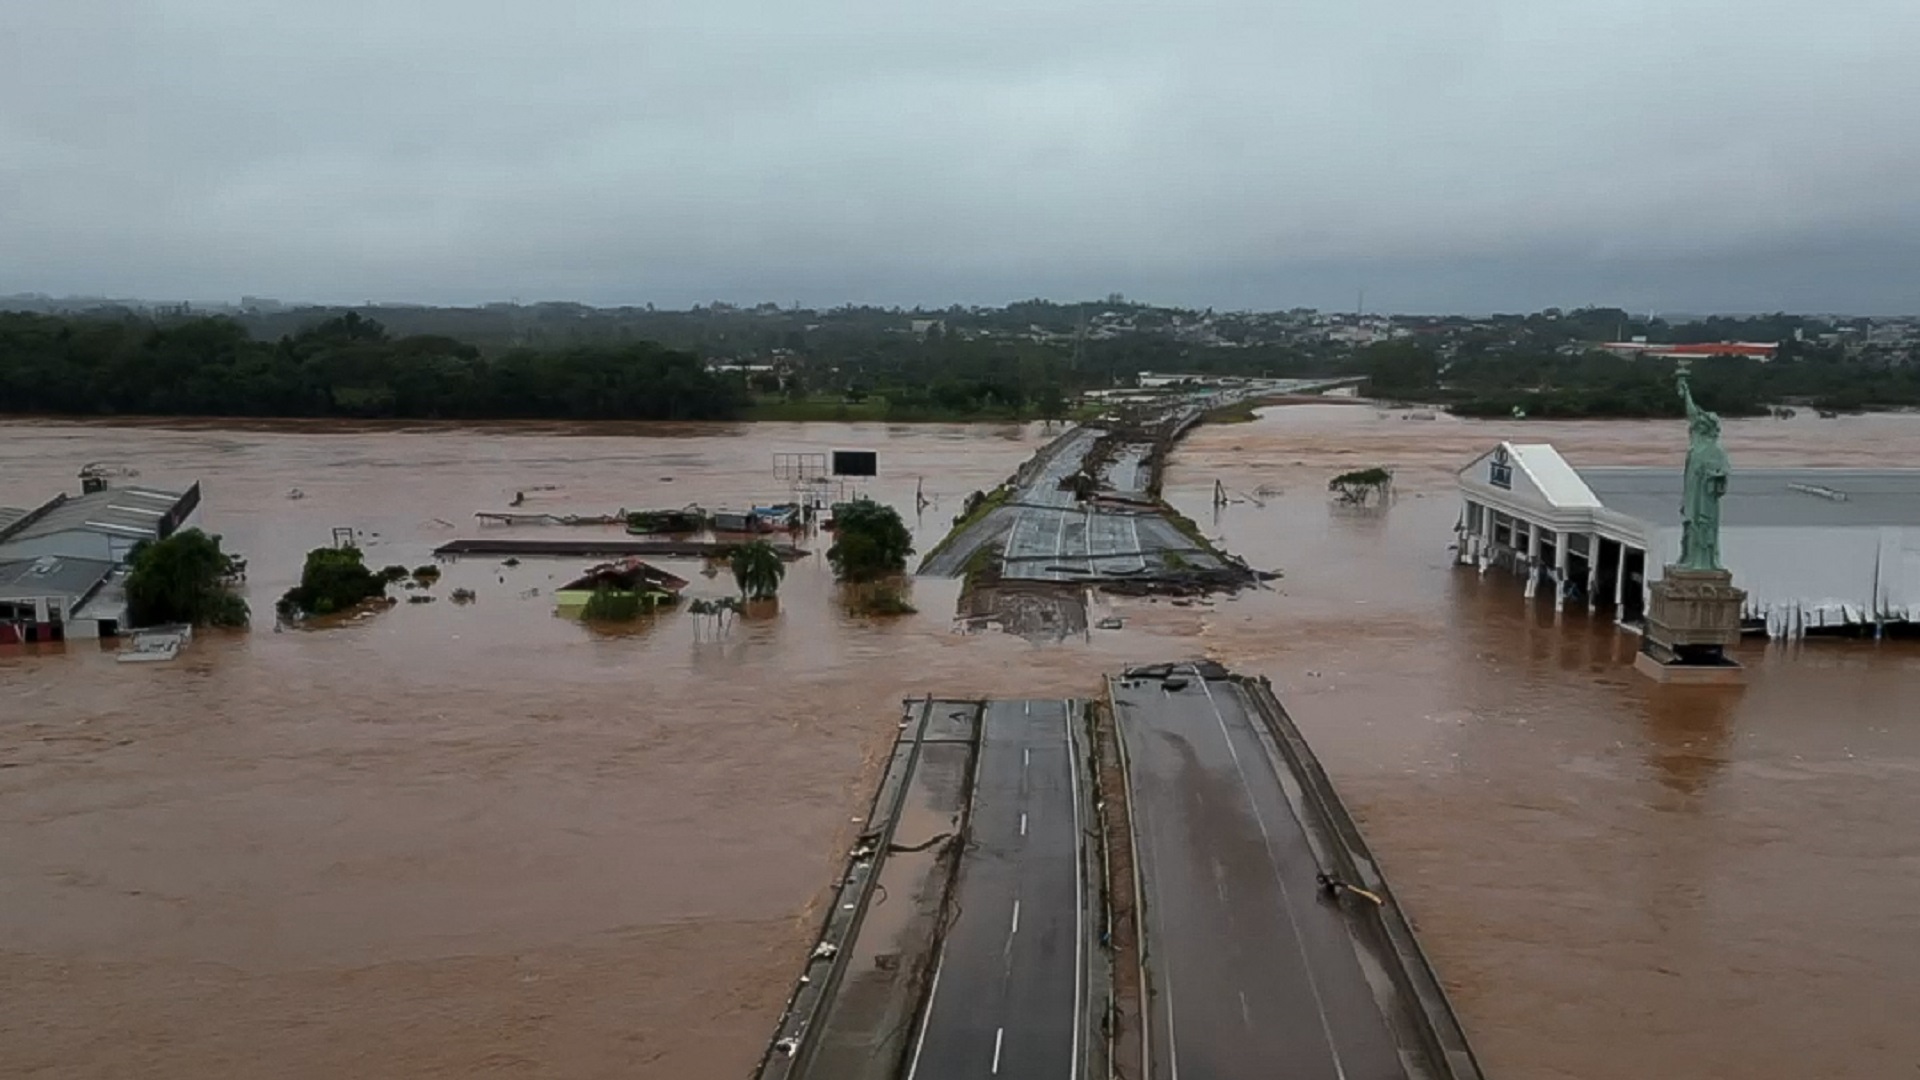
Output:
top-left (1615, 542), bottom-right (1630, 614)
top-left (1460, 501), bottom-right (1477, 565)
top-left (1587, 535), bottom-right (1601, 612)
top-left (1554, 530), bottom-right (1570, 611)
top-left (1523, 522), bottom-right (1541, 598)
top-left (1479, 506), bottom-right (1495, 574)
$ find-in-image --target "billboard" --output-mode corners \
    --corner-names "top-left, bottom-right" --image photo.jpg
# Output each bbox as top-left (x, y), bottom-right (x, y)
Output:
top-left (832, 450), bottom-right (878, 477)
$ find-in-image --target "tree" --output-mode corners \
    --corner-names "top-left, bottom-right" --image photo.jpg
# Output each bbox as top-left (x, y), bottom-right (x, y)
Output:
top-left (827, 500), bottom-right (915, 582)
top-left (1037, 383), bottom-right (1067, 421)
top-left (277, 546), bottom-right (389, 618)
top-left (1360, 340), bottom-right (1438, 398)
top-left (124, 529), bottom-right (249, 628)
top-left (731, 539), bottom-right (786, 600)
top-left (1328, 466), bottom-right (1394, 505)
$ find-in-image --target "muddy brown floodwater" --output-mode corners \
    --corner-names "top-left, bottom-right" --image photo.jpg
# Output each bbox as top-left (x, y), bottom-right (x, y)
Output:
top-left (3, 409), bottom-right (1918, 1079)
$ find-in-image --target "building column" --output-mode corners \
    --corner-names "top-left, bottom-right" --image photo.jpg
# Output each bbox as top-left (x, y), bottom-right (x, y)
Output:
top-left (1554, 531), bottom-right (1570, 611)
top-left (1523, 521), bottom-right (1541, 598)
top-left (1614, 541), bottom-right (1630, 617)
top-left (1459, 501), bottom-right (1477, 565)
top-left (1479, 507), bottom-right (1495, 574)
top-left (1587, 534), bottom-right (1601, 612)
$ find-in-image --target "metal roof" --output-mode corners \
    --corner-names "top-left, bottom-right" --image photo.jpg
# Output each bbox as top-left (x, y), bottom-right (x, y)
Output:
top-left (1576, 467), bottom-right (1920, 528)
top-left (2, 485), bottom-right (189, 544)
top-left (0, 555), bottom-right (116, 603)
top-left (1508, 443), bottom-right (1602, 509)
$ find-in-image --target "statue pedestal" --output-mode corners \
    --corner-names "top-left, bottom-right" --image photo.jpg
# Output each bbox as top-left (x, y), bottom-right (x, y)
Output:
top-left (1636, 566), bottom-right (1747, 684)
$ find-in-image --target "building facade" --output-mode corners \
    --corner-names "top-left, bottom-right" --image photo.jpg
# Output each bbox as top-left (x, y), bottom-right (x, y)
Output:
top-left (0, 482), bottom-right (201, 642)
top-left (1457, 443), bottom-right (1920, 637)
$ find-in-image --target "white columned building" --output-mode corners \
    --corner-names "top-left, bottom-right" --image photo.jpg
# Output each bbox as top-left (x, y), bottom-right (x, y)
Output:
top-left (1455, 442), bottom-right (1920, 638)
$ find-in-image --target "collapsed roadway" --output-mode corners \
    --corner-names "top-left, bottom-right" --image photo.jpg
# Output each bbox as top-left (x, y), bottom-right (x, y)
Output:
top-left (919, 382), bottom-right (1325, 638)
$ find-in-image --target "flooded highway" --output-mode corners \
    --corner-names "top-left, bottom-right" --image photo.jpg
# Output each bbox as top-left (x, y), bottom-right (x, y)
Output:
top-left (4, 408), bottom-right (1920, 1078)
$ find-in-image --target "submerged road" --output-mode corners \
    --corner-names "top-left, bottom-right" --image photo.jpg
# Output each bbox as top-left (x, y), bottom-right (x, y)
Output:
top-left (908, 699), bottom-right (1086, 1080)
top-left (1116, 670), bottom-right (1411, 1080)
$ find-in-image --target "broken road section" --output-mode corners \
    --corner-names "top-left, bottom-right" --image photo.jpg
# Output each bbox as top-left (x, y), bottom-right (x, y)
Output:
top-left (920, 391), bottom-right (1277, 638)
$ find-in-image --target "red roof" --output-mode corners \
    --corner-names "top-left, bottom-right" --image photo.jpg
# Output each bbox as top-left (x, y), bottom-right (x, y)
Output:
top-left (1660, 342), bottom-right (1778, 356)
top-left (1601, 341), bottom-right (1779, 357)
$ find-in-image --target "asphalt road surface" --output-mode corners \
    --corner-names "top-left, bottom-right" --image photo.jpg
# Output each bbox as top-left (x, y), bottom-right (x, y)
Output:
top-left (907, 699), bottom-right (1086, 1080)
top-left (1116, 670), bottom-right (1412, 1080)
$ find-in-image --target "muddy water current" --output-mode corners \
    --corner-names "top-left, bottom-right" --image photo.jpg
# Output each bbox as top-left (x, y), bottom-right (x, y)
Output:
top-left (3, 410), bottom-right (1918, 1078)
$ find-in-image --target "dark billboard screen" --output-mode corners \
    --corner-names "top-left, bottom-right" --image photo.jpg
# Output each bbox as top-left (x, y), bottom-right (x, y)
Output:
top-left (832, 450), bottom-right (878, 477)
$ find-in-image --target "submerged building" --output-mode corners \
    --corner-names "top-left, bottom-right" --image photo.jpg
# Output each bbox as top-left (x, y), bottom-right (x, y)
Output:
top-left (0, 481), bottom-right (201, 642)
top-left (1456, 442), bottom-right (1920, 637)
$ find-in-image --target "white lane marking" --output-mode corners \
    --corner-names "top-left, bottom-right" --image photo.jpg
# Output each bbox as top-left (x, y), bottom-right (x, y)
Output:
top-left (1025, 700), bottom-right (1031, 716)
top-left (1065, 702), bottom-right (1085, 1080)
top-left (1195, 669), bottom-right (1349, 1080)
top-left (1051, 505), bottom-right (1066, 581)
top-left (903, 944), bottom-right (946, 1080)
top-left (1240, 989), bottom-right (1252, 1030)
top-left (1010, 899), bottom-right (1021, 935)
top-left (1023, 748), bottom-right (1030, 769)
top-left (991, 1027), bottom-right (1004, 1074)
top-left (1120, 689), bottom-right (1171, 1080)
top-left (1166, 972), bottom-right (1182, 1080)
top-left (1019, 812), bottom-right (1028, 836)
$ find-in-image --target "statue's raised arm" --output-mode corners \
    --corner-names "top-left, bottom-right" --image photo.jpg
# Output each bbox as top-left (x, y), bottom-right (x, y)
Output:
top-left (1677, 364), bottom-right (1703, 422)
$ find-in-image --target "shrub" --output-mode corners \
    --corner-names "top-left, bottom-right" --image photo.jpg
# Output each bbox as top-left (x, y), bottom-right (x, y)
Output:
top-left (581, 586), bottom-right (644, 621)
top-left (847, 583), bottom-right (917, 616)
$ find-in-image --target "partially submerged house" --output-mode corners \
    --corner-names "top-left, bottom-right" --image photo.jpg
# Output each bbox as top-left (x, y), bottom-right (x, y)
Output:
top-left (1456, 442), bottom-right (1920, 637)
top-left (0, 481), bottom-right (202, 642)
top-left (0, 555), bottom-right (117, 643)
top-left (554, 559), bottom-right (690, 612)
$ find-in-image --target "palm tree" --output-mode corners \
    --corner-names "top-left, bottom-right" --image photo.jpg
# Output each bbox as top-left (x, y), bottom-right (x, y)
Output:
top-left (730, 540), bottom-right (786, 601)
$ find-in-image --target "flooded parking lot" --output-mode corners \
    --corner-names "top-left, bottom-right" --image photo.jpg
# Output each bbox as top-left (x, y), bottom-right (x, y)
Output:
top-left (4, 408), bottom-right (1918, 1078)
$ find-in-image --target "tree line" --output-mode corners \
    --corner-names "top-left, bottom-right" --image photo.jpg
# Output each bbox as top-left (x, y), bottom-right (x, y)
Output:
top-left (1360, 339), bottom-right (1920, 417)
top-left (0, 312), bottom-right (746, 421)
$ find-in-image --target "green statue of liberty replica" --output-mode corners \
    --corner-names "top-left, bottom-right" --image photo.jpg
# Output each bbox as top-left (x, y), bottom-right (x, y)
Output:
top-left (1636, 362), bottom-right (1747, 683)
top-left (1678, 366), bottom-right (1730, 571)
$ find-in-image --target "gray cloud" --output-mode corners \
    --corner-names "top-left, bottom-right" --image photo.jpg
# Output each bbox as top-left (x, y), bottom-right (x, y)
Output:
top-left (3, 0), bottom-right (1918, 311)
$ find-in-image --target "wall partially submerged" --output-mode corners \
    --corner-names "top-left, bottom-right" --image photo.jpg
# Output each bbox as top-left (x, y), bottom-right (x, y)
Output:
top-left (1649, 524), bottom-right (1920, 637)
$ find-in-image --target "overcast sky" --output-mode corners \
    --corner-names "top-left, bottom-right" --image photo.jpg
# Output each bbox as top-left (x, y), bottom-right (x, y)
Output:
top-left (4, 0), bottom-right (1918, 313)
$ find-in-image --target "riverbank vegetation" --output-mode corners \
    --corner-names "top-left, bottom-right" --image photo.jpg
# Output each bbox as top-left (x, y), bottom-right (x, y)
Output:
top-left (0, 312), bottom-right (744, 421)
top-left (8, 302), bottom-right (1919, 422)
top-left (1362, 326), bottom-right (1920, 418)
